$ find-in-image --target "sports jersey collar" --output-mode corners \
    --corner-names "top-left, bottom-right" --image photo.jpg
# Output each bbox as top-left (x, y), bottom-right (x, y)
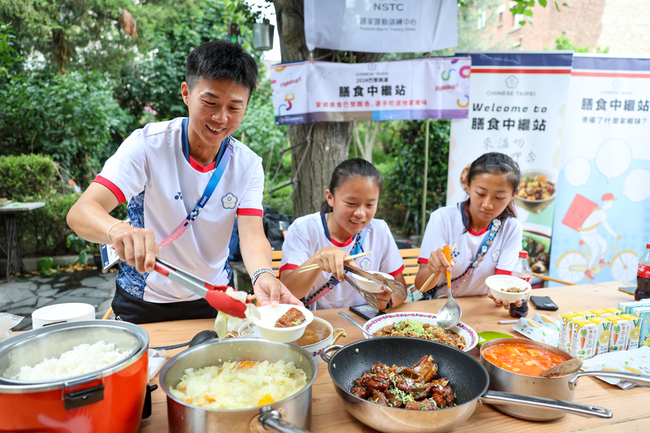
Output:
top-left (460, 203), bottom-right (489, 236)
top-left (320, 212), bottom-right (355, 247)
top-left (182, 117), bottom-right (229, 173)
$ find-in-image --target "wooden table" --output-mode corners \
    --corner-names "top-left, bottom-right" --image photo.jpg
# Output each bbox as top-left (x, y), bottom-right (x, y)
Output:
top-left (138, 281), bottom-right (648, 433)
top-left (0, 201), bottom-right (46, 276)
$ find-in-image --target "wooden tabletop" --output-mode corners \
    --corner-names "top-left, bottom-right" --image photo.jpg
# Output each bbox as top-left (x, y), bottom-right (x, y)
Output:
top-left (138, 281), bottom-right (648, 433)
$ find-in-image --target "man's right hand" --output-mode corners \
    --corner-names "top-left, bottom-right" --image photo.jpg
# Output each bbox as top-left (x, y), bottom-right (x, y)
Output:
top-left (110, 224), bottom-right (159, 273)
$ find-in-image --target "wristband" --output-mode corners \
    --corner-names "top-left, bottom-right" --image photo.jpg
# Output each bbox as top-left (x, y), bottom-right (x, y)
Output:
top-left (251, 267), bottom-right (276, 287)
top-left (106, 220), bottom-right (129, 243)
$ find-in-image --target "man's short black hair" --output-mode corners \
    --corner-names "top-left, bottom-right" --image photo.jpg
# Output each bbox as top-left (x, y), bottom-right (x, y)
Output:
top-left (186, 41), bottom-right (258, 100)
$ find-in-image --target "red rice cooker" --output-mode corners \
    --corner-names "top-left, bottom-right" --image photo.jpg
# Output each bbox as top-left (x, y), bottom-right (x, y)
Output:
top-left (0, 320), bottom-right (149, 433)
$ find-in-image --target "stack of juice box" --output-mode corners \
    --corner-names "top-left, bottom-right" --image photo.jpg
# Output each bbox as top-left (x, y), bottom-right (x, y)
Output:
top-left (558, 299), bottom-right (650, 360)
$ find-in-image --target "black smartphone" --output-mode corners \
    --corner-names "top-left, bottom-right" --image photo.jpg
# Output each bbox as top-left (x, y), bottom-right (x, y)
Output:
top-left (349, 304), bottom-right (379, 321)
top-left (530, 295), bottom-right (559, 311)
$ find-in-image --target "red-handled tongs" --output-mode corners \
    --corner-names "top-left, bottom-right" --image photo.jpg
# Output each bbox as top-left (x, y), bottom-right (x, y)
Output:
top-left (153, 257), bottom-right (252, 319)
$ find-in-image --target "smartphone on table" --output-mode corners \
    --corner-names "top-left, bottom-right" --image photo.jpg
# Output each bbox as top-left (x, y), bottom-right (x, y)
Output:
top-left (349, 304), bottom-right (379, 321)
top-left (529, 295), bottom-right (559, 311)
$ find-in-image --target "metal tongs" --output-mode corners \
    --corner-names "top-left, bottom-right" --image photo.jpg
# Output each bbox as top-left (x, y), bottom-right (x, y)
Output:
top-left (345, 275), bottom-right (379, 312)
top-left (153, 257), bottom-right (255, 319)
top-left (343, 263), bottom-right (407, 299)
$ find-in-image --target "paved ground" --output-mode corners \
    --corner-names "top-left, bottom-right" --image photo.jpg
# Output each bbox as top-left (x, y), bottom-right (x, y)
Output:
top-left (0, 269), bottom-right (116, 331)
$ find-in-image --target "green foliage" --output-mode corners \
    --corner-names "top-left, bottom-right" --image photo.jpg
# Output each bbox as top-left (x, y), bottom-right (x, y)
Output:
top-left (550, 35), bottom-right (610, 54)
top-left (0, 154), bottom-right (58, 199)
top-left (380, 120), bottom-right (451, 236)
top-left (0, 70), bottom-right (133, 186)
top-left (0, 22), bottom-right (21, 78)
top-left (39, 256), bottom-right (54, 273)
top-left (507, 0), bottom-right (569, 26)
top-left (67, 233), bottom-right (92, 264)
top-left (0, 154), bottom-right (89, 257)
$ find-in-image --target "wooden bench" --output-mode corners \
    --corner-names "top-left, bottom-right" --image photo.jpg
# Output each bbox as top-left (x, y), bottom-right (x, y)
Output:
top-left (232, 248), bottom-right (422, 293)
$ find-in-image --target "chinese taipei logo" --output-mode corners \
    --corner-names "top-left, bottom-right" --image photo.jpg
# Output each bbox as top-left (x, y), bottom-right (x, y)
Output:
top-left (222, 193), bottom-right (238, 209)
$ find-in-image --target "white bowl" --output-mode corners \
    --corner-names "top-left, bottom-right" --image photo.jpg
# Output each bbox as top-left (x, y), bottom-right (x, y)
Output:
top-left (254, 304), bottom-right (314, 343)
top-left (362, 312), bottom-right (478, 352)
top-left (32, 303), bottom-right (95, 329)
top-left (485, 275), bottom-right (532, 303)
top-left (350, 271), bottom-right (393, 293)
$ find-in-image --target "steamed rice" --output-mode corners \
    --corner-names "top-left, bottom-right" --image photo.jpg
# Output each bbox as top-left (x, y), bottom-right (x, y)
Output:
top-left (170, 360), bottom-right (308, 409)
top-left (13, 341), bottom-right (131, 381)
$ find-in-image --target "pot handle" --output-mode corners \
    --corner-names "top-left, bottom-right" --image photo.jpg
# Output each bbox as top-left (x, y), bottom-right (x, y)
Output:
top-left (331, 329), bottom-right (346, 345)
top-left (570, 370), bottom-right (650, 390)
top-left (481, 390), bottom-right (612, 419)
top-left (320, 344), bottom-right (343, 364)
top-left (259, 410), bottom-right (311, 433)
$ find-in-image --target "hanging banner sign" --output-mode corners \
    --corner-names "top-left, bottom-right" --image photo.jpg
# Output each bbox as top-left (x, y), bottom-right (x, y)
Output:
top-left (549, 55), bottom-right (650, 285)
top-left (304, 0), bottom-right (457, 53)
top-left (271, 57), bottom-right (470, 125)
top-left (448, 52), bottom-right (574, 286)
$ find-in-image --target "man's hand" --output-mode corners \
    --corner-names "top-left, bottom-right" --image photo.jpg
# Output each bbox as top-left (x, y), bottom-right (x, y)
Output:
top-left (254, 272), bottom-right (302, 306)
top-left (111, 225), bottom-right (159, 274)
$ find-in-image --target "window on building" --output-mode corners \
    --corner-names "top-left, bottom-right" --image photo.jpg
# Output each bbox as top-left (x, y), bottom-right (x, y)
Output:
top-left (478, 10), bottom-right (487, 29)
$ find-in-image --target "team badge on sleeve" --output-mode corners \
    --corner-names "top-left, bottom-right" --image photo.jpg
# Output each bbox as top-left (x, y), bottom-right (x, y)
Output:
top-left (222, 193), bottom-right (238, 209)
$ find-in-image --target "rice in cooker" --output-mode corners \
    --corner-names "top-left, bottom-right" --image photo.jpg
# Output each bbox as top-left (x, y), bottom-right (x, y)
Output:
top-left (170, 360), bottom-right (308, 409)
top-left (13, 341), bottom-right (131, 381)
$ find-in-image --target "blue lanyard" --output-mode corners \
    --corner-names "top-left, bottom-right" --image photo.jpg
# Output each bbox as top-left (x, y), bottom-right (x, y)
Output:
top-left (319, 212), bottom-right (368, 256)
top-left (159, 121), bottom-right (233, 247)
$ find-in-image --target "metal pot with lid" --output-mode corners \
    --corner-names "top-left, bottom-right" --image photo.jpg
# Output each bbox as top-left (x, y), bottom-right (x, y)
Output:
top-left (0, 320), bottom-right (149, 433)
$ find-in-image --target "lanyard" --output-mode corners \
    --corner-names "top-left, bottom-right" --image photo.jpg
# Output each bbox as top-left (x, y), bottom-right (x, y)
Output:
top-left (304, 215), bottom-right (369, 306)
top-left (159, 136), bottom-right (233, 248)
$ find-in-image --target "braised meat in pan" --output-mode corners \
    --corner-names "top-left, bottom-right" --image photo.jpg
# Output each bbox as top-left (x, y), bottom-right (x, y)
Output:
top-left (350, 355), bottom-right (456, 410)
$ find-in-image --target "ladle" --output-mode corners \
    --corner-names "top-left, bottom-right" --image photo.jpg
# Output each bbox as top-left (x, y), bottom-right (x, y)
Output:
top-left (436, 245), bottom-right (462, 329)
top-left (541, 358), bottom-right (583, 377)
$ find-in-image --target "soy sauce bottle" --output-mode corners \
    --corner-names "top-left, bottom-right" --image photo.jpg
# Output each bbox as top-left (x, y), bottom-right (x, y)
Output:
top-left (509, 251), bottom-right (531, 318)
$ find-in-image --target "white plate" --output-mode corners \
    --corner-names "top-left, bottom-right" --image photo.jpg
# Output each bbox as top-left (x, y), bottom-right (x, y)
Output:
top-left (362, 312), bottom-right (478, 352)
top-left (485, 275), bottom-right (532, 304)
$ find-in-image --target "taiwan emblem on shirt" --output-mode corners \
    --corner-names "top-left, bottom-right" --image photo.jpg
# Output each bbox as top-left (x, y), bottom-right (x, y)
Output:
top-left (222, 193), bottom-right (238, 209)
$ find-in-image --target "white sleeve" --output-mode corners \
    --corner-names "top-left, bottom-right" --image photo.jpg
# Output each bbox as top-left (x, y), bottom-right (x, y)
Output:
top-left (99, 130), bottom-right (149, 202)
top-left (376, 221), bottom-right (405, 275)
top-left (237, 158), bottom-right (264, 212)
top-left (496, 218), bottom-right (523, 272)
top-left (280, 221), bottom-right (314, 269)
top-left (419, 210), bottom-right (447, 262)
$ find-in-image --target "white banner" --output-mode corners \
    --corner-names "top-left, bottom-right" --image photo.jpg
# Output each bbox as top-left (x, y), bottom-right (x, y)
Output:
top-left (304, 0), bottom-right (457, 53)
top-left (448, 52), bottom-right (574, 286)
top-left (550, 55), bottom-right (650, 285)
top-left (270, 57), bottom-right (470, 125)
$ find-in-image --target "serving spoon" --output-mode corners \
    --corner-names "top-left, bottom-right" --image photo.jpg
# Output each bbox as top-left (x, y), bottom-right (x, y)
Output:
top-left (541, 358), bottom-right (583, 377)
top-left (338, 311), bottom-right (374, 338)
top-left (436, 245), bottom-right (462, 329)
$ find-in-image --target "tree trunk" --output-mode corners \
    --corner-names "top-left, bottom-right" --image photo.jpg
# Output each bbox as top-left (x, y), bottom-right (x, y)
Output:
top-left (272, 0), bottom-right (380, 218)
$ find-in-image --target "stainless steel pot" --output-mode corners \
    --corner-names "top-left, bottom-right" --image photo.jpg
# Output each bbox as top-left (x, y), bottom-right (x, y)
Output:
top-left (480, 338), bottom-right (650, 421)
top-left (159, 337), bottom-right (318, 433)
top-left (0, 320), bottom-right (149, 433)
top-left (322, 337), bottom-right (614, 433)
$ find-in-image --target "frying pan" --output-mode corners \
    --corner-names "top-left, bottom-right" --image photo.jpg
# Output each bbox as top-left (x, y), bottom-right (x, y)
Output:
top-left (322, 337), bottom-right (612, 433)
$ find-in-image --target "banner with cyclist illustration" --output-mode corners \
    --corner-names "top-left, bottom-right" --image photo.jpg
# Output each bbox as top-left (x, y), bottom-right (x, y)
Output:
top-left (549, 54), bottom-right (650, 285)
top-left (448, 52), bottom-right (574, 287)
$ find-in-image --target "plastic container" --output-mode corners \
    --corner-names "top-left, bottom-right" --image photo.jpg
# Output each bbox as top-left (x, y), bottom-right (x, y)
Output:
top-left (635, 243), bottom-right (650, 301)
top-left (32, 303), bottom-right (95, 329)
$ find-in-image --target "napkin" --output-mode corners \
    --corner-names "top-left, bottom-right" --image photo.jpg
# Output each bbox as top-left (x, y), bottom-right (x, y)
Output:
top-left (0, 313), bottom-right (23, 341)
top-left (581, 346), bottom-right (650, 389)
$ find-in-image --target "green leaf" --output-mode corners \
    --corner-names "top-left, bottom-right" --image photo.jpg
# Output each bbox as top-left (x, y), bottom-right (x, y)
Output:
top-left (78, 251), bottom-right (89, 265)
top-left (39, 256), bottom-right (54, 272)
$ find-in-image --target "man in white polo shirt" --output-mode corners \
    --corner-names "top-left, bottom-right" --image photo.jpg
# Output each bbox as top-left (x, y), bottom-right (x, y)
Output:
top-left (67, 41), bottom-right (299, 323)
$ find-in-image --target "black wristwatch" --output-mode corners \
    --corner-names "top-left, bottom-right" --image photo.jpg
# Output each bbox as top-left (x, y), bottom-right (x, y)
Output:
top-left (379, 297), bottom-right (393, 314)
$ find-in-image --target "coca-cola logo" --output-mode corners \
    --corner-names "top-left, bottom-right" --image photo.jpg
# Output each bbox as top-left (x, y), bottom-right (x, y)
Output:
top-left (639, 264), bottom-right (650, 279)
